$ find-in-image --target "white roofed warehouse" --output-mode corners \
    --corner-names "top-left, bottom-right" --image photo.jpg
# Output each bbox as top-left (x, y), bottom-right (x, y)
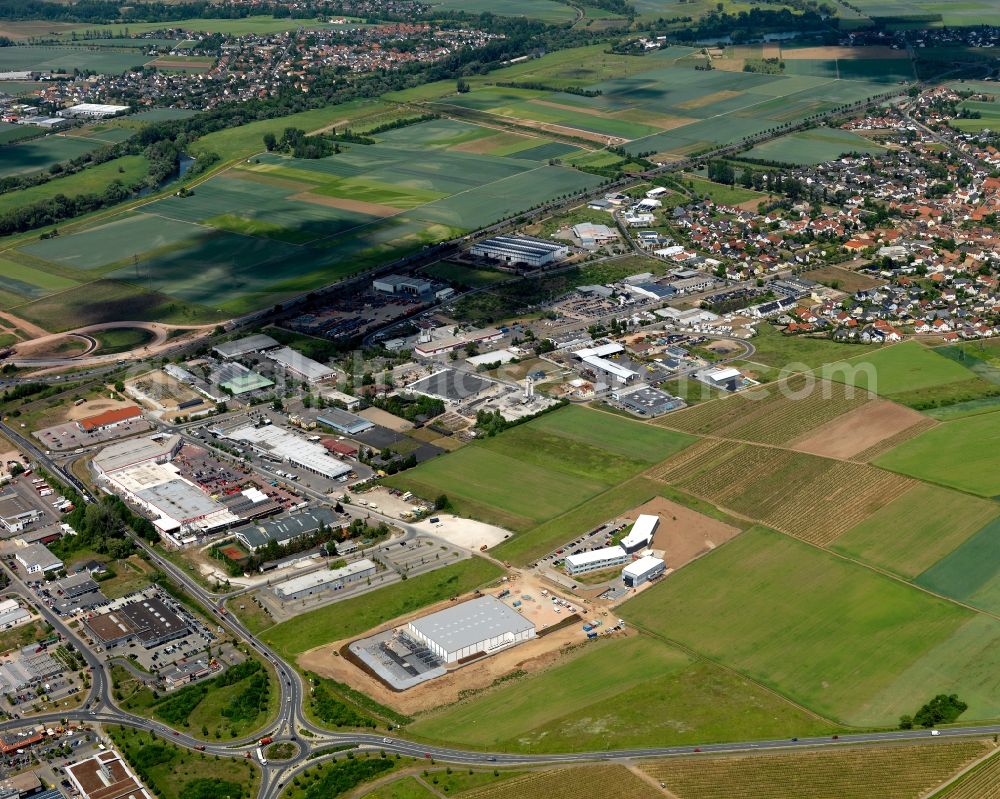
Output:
top-left (407, 595), bottom-right (535, 664)
top-left (470, 235), bottom-right (568, 269)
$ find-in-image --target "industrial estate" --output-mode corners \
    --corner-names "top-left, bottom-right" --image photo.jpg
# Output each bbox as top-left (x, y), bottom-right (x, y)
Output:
top-left (0, 0), bottom-right (998, 797)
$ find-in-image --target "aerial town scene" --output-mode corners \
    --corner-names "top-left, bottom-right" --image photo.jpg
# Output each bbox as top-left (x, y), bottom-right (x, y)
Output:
top-left (0, 0), bottom-right (997, 797)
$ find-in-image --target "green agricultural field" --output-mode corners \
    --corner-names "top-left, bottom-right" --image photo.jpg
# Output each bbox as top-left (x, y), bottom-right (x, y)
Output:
top-left (17, 116), bottom-right (600, 319)
top-left (0, 155), bottom-right (149, 216)
top-left (875, 411), bottom-right (1000, 497)
top-left (62, 15), bottom-right (350, 37)
top-left (409, 636), bottom-right (835, 751)
top-left (620, 526), bottom-right (1000, 726)
top-left (830, 484), bottom-right (1000, 578)
top-left (848, 0), bottom-right (1000, 26)
top-left (387, 445), bottom-right (608, 531)
top-left (0, 134), bottom-right (108, 179)
top-left (0, 257), bottom-right (78, 302)
top-left (260, 558), bottom-right (503, 659)
top-left (741, 126), bottom-right (887, 164)
top-left (0, 45), bottom-right (150, 74)
top-left (429, 0), bottom-right (576, 21)
top-left (387, 406), bottom-right (692, 532)
top-left (823, 340), bottom-right (989, 406)
top-left (0, 122), bottom-right (44, 145)
top-left (15, 279), bottom-right (222, 331)
top-left (527, 404), bottom-right (695, 462)
top-left (916, 518), bottom-right (1000, 614)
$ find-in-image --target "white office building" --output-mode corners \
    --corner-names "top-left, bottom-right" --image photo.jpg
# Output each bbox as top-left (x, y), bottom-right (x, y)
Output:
top-left (564, 545), bottom-right (629, 576)
top-left (622, 555), bottom-right (665, 587)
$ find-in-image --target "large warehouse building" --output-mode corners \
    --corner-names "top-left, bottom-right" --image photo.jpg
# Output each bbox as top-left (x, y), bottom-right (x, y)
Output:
top-left (470, 235), bottom-right (568, 269)
top-left (274, 558), bottom-right (377, 600)
top-left (407, 595), bottom-right (535, 664)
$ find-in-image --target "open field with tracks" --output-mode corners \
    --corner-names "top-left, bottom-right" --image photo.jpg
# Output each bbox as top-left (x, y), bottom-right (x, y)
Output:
top-left (640, 740), bottom-right (994, 799)
top-left (620, 527), bottom-right (1000, 726)
top-left (831, 484), bottom-right (1000, 579)
top-left (875, 411), bottom-right (1000, 497)
top-left (647, 439), bottom-right (912, 546)
top-left (409, 635), bottom-right (835, 752)
top-left (741, 126), bottom-right (887, 164)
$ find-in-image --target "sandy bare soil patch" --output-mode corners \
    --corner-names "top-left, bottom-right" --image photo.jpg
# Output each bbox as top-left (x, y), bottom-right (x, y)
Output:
top-left (611, 111), bottom-right (697, 131)
top-left (781, 45), bottom-right (907, 60)
top-left (634, 497), bottom-right (741, 570)
top-left (676, 90), bottom-right (741, 110)
top-left (413, 514), bottom-right (510, 550)
top-left (300, 622), bottom-right (629, 715)
top-left (357, 406), bottom-right (413, 431)
top-left (451, 132), bottom-right (538, 154)
top-left (64, 396), bottom-right (137, 422)
top-left (762, 43), bottom-right (781, 60)
top-left (705, 339), bottom-right (743, 355)
top-left (790, 399), bottom-right (929, 460)
top-left (293, 192), bottom-right (401, 217)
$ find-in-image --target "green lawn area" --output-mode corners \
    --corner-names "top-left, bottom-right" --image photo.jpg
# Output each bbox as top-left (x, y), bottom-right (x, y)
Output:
top-left (409, 636), bottom-right (836, 751)
top-left (0, 620), bottom-right (48, 655)
top-left (93, 327), bottom-right (156, 355)
top-left (830, 483), bottom-right (1000, 579)
top-left (619, 526), bottom-right (999, 726)
top-left (0, 155), bottom-right (148, 216)
top-left (108, 725), bottom-right (260, 799)
top-left (750, 323), bottom-right (873, 370)
top-left (421, 261), bottom-right (513, 289)
top-left (823, 341), bottom-right (983, 399)
top-left (875, 411), bottom-right (1000, 497)
top-left (916, 517), bottom-right (1000, 615)
top-left (260, 558), bottom-right (503, 659)
top-left (684, 175), bottom-right (769, 206)
top-left (362, 777), bottom-right (437, 799)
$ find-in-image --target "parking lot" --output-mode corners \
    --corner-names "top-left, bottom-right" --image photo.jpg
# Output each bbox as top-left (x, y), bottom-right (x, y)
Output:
top-left (32, 417), bottom-right (152, 453)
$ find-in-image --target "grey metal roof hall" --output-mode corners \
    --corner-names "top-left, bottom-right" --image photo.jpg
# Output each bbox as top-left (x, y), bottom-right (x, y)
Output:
top-left (213, 334), bottom-right (280, 359)
top-left (408, 595), bottom-right (534, 656)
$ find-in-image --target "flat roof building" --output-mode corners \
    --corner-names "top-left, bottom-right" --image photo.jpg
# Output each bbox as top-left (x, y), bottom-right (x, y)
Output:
top-left (92, 435), bottom-right (181, 475)
top-left (407, 595), bottom-right (535, 664)
top-left (470, 235), bottom-right (568, 269)
top-left (226, 424), bottom-right (352, 480)
top-left (623, 554), bottom-right (665, 587)
top-left (0, 494), bottom-right (43, 534)
top-left (58, 103), bottom-right (129, 118)
top-left (237, 506), bottom-right (340, 552)
top-left (317, 407), bottom-right (374, 436)
top-left (564, 545), bottom-right (628, 576)
top-left (77, 406), bottom-right (143, 432)
top-left (621, 514), bottom-right (658, 553)
top-left (406, 369), bottom-right (494, 402)
top-left (84, 594), bottom-right (189, 649)
top-left (14, 543), bottom-right (62, 576)
top-left (212, 362), bottom-right (274, 395)
top-left (373, 274), bottom-right (433, 297)
top-left (212, 334), bottom-right (279, 359)
top-left (66, 749), bottom-right (152, 799)
top-left (611, 385), bottom-right (684, 417)
top-left (266, 346), bottom-right (335, 383)
top-left (274, 558), bottom-right (377, 600)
